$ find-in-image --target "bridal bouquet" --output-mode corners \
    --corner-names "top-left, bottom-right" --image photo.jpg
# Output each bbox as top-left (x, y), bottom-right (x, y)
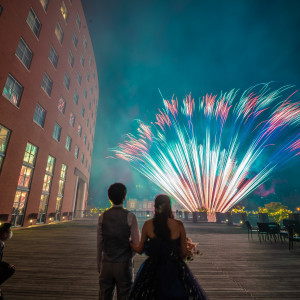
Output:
top-left (186, 237), bottom-right (202, 261)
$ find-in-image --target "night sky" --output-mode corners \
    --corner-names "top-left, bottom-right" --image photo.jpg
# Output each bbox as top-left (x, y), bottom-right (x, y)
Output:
top-left (81, 0), bottom-right (300, 208)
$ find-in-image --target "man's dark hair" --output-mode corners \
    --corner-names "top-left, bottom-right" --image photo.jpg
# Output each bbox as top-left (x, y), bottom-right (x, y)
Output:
top-left (0, 223), bottom-right (11, 236)
top-left (108, 183), bottom-right (127, 205)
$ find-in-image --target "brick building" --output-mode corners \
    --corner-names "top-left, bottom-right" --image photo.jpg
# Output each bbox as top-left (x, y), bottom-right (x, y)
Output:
top-left (126, 198), bottom-right (153, 211)
top-left (0, 0), bottom-right (99, 226)
top-left (126, 197), bottom-right (184, 218)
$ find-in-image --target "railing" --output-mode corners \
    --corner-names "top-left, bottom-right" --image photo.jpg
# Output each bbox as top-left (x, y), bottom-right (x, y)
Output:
top-left (80, 210), bottom-right (298, 226)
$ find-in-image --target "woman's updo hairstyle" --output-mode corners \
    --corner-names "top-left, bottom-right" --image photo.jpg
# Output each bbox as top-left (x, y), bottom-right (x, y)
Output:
top-left (153, 194), bottom-right (174, 240)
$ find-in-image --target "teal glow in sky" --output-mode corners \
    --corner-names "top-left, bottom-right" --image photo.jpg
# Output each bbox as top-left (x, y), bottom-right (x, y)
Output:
top-left (82, 0), bottom-right (300, 207)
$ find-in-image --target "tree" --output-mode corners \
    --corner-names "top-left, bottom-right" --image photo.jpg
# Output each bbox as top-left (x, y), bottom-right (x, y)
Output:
top-left (258, 202), bottom-right (292, 223)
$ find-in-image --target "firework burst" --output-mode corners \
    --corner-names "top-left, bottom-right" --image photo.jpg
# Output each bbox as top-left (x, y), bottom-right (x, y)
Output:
top-left (113, 84), bottom-right (300, 213)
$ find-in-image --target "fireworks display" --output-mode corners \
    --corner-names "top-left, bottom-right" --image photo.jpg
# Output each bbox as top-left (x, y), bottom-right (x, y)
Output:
top-left (113, 84), bottom-right (300, 213)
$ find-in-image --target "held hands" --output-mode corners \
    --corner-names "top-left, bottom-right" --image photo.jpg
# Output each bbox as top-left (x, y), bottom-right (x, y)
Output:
top-left (129, 241), bottom-right (135, 249)
top-left (130, 241), bottom-right (139, 253)
top-left (130, 240), bottom-right (144, 254)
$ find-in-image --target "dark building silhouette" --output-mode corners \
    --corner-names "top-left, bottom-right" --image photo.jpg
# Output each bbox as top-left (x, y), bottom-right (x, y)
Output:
top-left (0, 0), bottom-right (99, 226)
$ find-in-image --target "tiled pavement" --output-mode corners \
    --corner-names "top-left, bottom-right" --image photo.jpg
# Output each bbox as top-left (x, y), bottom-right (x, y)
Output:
top-left (1, 219), bottom-right (300, 299)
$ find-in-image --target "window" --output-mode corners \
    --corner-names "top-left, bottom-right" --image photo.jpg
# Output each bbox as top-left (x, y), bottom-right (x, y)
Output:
top-left (38, 194), bottom-right (49, 224)
top-left (87, 142), bottom-right (90, 151)
top-left (85, 158), bottom-right (87, 168)
top-left (75, 145), bottom-right (79, 158)
top-left (86, 117), bottom-right (89, 127)
top-left (23, 143), bottom-right (38, 166)
top-left (83, 37), bottom-right (87, 49)
top-left (42, 175), bottom-right (51, 192)
top-left (60, 164), bottom-right (67, 180)
top-left (76, 14), bottom-right (81, 30)
top-left (65, 136), bottom-right (72, 151)
top-left (77, 125), bottom-right (82, 137)
top-left (80, 55), bottom-right (85, 67)
top-left (60, 1), bottom-right (68, 22)
top-left (56, 164), bottom-right (67, 220)
top-left (41, 73), bottom-right (52, 96)
top-left (41, 73), bottom-right (53, 96)
top-left (49, 46), bottom-right (58, 68)
top-left (18, 166), bottom-right (33, 187)
top-left (55, 196), bottom-right (63, 220)
top-left (58, 97), bottom-right (66, 114)
top-left (40, 0), bottom-right (49, 11)
top-left (11, 191), bottom-right (28, 226)
top-left (89, 56), bottom-right (92, 66)
top-left (88, 101), bottom-right (91, 110)
top-left (55, 22), bottom-right (64, 44)
top-left (33, 103), bottom-right (46, 127)
top-left (26, 8), bottom-right (41, 38)
top-left (68, 51), bottom-right (74, 68)
top-left (73, 91), bottom-right (79, 105)
top-left (0, 125), bottom-right (10, 171)
top-left (46, 155), bottom-right (55, 173)
top-left (53, 123), bottom-right (61, 141)
top-left (2, 74), bottom-right (23, 107)
top-left (91, 87), bottom-right (93, 94)
top-left (84, 135), bottom-right (87, 145)
top-left (81, 106), bottom-right (85, 117)
top-left (72, 32), bottom-right (78, 47)
top-left (13, 142), bottom-right (38, 226)
top-left (77, 72), bottom-right (82, 85)
top-left (81, 153), bottom-right (84, 164)
top-left (42, 156), bottom-right (55, 193)
top-left (16, 38), bottom-right (33, 69)
top-left (63, 72), bottom-right (70, 90)
top-left (57, 180), bottom-right (64, 196)
top-left (86, 71), bottom-right (90, 82)
top-left (84, 89), bottom-right (87, 99)
top-left (0, 5), bottom-right (3, 16)
top-left (69, 113), bottom-right (75, 127)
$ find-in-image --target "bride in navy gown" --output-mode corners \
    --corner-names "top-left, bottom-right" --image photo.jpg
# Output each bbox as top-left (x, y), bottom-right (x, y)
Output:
top-left (129, 194), bottom-right (207, 300)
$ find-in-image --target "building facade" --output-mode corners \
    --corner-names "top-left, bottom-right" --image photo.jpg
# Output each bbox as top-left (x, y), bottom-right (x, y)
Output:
top-left (125, 197), bottom-right (184, 218)
top-left (0, 0), bottom-right (99, 227)
top-left (126, 198), bottom-right (153, 211)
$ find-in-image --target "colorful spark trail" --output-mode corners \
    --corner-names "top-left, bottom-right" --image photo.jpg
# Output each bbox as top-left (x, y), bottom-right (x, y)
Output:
top-left (113, 84), bottom-right (300, 213)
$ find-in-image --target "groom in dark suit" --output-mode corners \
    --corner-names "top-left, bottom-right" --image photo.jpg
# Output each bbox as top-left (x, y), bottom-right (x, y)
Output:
top-left (97, 183), bottom-right (139, 300)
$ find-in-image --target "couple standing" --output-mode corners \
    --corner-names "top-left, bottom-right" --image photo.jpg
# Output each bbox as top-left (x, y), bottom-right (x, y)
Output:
top-left (97, 183), bottom-right (207, 300)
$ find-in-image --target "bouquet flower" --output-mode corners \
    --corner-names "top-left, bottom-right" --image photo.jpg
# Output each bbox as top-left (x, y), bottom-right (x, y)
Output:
top-left (186, 237), bottom-right (202, 261)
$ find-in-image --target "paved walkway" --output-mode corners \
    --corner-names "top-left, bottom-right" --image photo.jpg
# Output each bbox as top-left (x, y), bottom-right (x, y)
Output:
top-left (1, 219), bottom-right (300, 299)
